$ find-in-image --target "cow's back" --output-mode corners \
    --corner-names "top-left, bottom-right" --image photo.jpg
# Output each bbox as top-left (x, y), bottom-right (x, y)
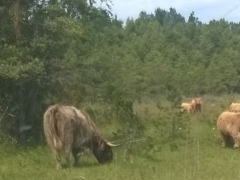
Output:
top-left (43, 104), bottom-right (95, 150)
top-left (230, 103), bottom-right (240, 112)
top-left (217, 111), bottom-right (240, 134)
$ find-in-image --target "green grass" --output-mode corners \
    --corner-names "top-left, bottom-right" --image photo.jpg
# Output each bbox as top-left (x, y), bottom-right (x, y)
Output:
top-left (2, 142), bottom-right (240, 180)
top-left (1, 95), bottom-right (240, 180)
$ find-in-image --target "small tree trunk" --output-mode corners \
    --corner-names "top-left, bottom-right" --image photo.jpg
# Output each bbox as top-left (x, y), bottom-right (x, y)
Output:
top-left (12, 0), bottom-right (21, 43)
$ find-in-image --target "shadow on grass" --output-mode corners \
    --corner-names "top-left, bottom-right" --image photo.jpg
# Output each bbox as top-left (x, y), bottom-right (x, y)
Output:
top-left (60, 161), bottom-right (102, 169)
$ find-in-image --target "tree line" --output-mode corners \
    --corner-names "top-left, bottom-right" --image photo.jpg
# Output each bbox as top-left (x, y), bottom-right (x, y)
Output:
top-left (0, 0), bottom-right (240, 143)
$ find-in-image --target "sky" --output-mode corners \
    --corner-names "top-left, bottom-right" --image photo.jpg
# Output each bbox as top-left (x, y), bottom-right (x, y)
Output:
top-left (98, 0), bottom-right (240, 24)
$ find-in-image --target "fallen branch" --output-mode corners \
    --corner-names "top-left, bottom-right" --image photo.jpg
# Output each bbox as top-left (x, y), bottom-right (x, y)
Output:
top-left (123, 138), bottom-right (145, 144)
top-left (122, 138), bottom-right (145, 163)
top-left (0, 106), bottom-right (9, 123)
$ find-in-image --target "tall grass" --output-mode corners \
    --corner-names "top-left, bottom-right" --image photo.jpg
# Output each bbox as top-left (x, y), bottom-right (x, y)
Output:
top-left (1, 95), bottom-right (240, 180)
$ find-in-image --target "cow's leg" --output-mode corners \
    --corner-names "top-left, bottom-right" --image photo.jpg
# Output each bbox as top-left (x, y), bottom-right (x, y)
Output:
top-left (195, 104), bottom-right (201, 113)
top-left (53, 149), bottom-right (61, 169)
top-left (191, 105), bottom-right (195, 113)
top-left (64, 123), bottom-right (74, 168)
top-left (72, 148), bottom-right (83, 166)
top-left (219, 133), bottom-right (227, 147)
top-left (233, 134), bottom-right (240, 148)
top-left (65, 146), bottom-right (73, 168)
top-left (234, 142), bottom-right (239, 148)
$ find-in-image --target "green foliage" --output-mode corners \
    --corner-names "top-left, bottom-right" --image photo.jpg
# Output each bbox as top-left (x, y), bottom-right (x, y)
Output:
top-left (1, 0), bottom-right (240, 145)
top-left (112, 97), bottom-right (144, 138)
top-left (144, 92), bottom-right (190, 153)
top-left (0, 45), bottom-right (44, 79)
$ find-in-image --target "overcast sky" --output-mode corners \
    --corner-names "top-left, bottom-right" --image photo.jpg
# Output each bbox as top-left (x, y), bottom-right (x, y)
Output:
top-left (99, 0), bottom-right (240, 24)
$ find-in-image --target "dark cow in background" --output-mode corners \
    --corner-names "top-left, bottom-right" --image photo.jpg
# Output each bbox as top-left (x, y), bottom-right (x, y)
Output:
top-left (217, 111), bottom-right (240, 148)
top-left (43, 104), bottom-right (118, 169)
top-left (191, 98), bottom-right (202, 113)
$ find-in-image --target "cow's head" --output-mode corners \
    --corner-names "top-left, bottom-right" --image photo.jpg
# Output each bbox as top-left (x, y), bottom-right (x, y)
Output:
top-left (92, 137), bottom-right (118, 164)
top-left (195, 98), bottom-right (202, 104)
top-left (191, 98), bottom-right (202, 107)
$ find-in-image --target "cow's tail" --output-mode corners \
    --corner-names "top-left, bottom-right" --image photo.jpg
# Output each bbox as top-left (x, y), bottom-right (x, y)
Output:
top-left (43, 106), bottom-right (62, 150)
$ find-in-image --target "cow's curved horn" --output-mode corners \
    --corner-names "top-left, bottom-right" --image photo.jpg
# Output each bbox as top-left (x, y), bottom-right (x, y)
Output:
top-left (106, 141), bottom-right (120, 147)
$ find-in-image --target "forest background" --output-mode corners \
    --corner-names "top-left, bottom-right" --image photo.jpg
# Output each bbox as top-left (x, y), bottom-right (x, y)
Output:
top-left (0, 0), bottom-right (240, 145)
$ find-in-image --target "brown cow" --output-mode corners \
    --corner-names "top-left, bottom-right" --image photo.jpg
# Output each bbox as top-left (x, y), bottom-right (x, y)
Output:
top-left (43, 104), bottom-right (118, 169)
top-left (229, 103), bottom-right (240, 112)
top-left (190, 98), bottom-right (202, 113)
top-left (217, 111), bottom-right (240, 148)
top-left (181, 103), bottom-right (193, 114)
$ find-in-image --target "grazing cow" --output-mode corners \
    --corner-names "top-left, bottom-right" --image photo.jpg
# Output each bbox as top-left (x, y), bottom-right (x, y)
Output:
top-left (217, 111), bottom-right (240, 148)
top-left (229, 103), bottom-right (240, 112)
top-left (181, 103), bottom-right (193, 114)
top-left (43, 104), bottom-right (118, 169)
top-left (190, 98), bottom-right (202, 113)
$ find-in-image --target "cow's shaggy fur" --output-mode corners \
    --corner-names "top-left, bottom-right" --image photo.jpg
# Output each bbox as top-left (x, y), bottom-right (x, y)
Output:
top-left (181, 103), bottom-right (193, 114)
top-left (217, 111), bottom-right (240, 148)
top-left (43, 104), bottom-right (115, 169)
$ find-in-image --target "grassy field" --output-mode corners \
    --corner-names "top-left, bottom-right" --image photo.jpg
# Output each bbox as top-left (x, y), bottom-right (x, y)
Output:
top-left (1, 95), bottom-right (240, 180)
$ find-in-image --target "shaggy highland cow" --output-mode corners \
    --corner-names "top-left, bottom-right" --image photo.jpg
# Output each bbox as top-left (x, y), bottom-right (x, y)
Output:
top-left (217, 111), bottom-right (240, 148)
top-left (43, 104), bottom-right (118, 169)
